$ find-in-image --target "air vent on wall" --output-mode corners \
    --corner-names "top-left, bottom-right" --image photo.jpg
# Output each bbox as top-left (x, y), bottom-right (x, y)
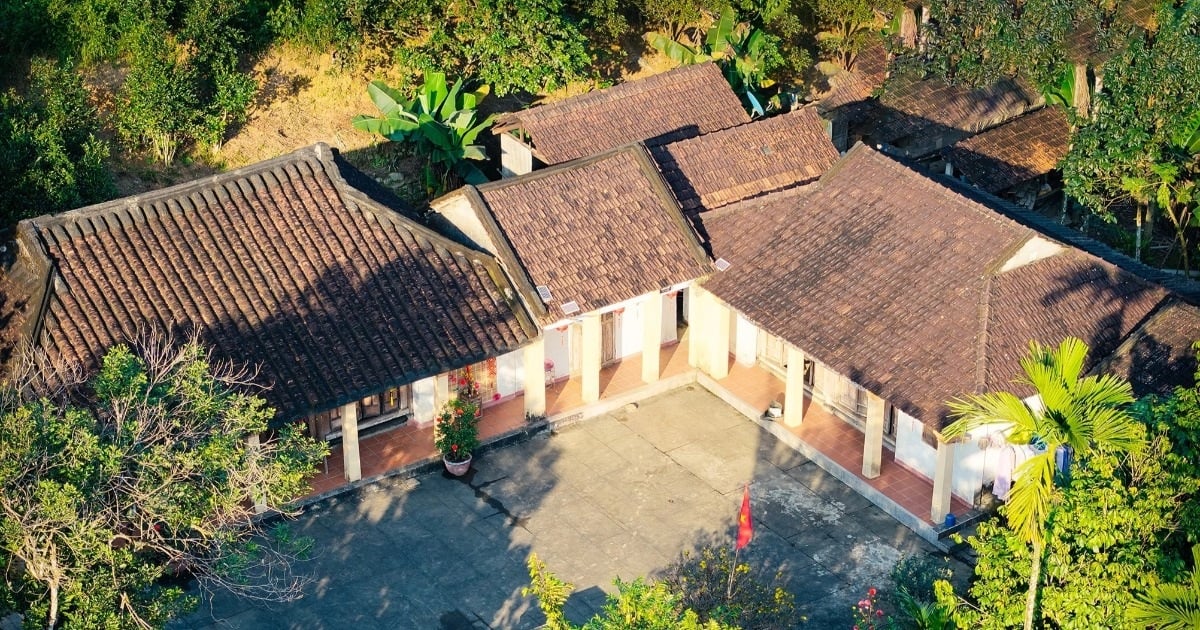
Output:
top-left (536, 285), bottom-right (554, 302)
top-left (560, 300), bottom-right (581, 316)
top-left (714, 258), bottom-right (732, 271)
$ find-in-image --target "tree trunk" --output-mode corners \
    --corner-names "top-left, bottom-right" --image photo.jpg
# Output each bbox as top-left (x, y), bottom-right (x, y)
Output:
top-left (1024, 540), bottom-right (1043, 630)
top-left (47, 579), bottom-right (58, 630)
top-left (1135, 205), bottom-right (1144, 261)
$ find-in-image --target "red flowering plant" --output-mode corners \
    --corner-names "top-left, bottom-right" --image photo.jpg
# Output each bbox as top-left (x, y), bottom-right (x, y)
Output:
top-left (851, 587), bottom-right (887, 630)
top-left (435, 372), bottom-right (481, 463)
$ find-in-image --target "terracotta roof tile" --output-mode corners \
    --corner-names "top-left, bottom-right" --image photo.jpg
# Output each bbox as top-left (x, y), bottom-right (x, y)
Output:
top-left (494, 64), bottom-right (749, 165)
top-left (6, 145), bottom-right (535, 421)
top-left (1100, 300), bottom-right (1200, 396)
top-left (985, 251), bottom-right (1166, 394)
top-left (477, 146), bottom-right (710, 323)
top-left (862, 77), bottom-right (1042, 150)
top-left (650, 108), bottom-right (840, 212)
top-left (944, 107), bottom-right (1071, 193)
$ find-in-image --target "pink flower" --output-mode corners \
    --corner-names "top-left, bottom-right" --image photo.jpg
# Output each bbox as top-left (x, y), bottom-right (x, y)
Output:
top-left (859, 600), bottom-right (869, 608)
top-left (451, 444), bottom-right (459, 453)
top-left (876, 610), bottom-right (884, 617)
top-left (493, 393), bottom-right (501, 400)
top-left (868, 587), bottom-right (877, 597)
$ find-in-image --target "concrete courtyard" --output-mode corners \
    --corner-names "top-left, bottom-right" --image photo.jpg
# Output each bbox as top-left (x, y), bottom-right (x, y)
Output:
top-left (181, 386), bottom-right (953, 629)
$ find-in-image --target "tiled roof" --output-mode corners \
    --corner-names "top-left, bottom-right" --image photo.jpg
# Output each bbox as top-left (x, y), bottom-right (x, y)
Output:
top-left (984, 251), bottom-right (1166, 394)
top-left (4, 145), bottom-right (537, 421)
top-left (703, 145), bottom-right (1182, 428)
top-left (475, 145), bottom-right (710, 324)
top-left (650, 108), bottom-right (840, 213)
top-left (816, 41), bottom-right (889, 115)
top-left (863, 77), bottom-right (1042, 149)
top-left (944, 107), bottom-right (1071, 193)
top-left (493, 63), bottom-right (750, 165)
top-left (1100, 300), bottom-right (1200, 397)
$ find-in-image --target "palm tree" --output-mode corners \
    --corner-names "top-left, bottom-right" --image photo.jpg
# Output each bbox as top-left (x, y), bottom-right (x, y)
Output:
top-left (942, 337), bottom-right (1145, 630)
top-left (1128, 544), bottom-right (1200, 629)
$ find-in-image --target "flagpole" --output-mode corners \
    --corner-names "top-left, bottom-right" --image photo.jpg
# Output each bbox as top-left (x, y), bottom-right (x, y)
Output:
top-left (729, 482), bottom-right (752, 600)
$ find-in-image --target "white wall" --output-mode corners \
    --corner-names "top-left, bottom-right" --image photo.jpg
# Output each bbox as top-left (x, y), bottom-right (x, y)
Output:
top-left (431, 191), bottom-right (496, 253)
top-left (496, 349), bottom-right (523, 397)
top-left (894, 410), bottom-right (935, 478)
top-left (617, 299), bottom-right (643, 359)
top-left (412, 376), bottom-right (438, 424)
top-left (734, 315), bottom-right (758, 365)
top-left (544, 326), bottom-right (571, 380)
top-left (661, 293), bottom-right (677, 343)
top-left (895, 408), bottom-right (1019, 504)
top-left (500, 133), bottom-right (534, 178)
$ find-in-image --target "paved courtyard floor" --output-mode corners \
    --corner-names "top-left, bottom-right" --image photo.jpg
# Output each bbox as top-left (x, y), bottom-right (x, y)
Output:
top-left (181, 387), bottom-right (956, 629)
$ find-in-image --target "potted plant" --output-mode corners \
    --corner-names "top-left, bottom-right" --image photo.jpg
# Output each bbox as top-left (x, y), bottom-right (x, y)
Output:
top-left (435, 378), bottom-right (481, 476)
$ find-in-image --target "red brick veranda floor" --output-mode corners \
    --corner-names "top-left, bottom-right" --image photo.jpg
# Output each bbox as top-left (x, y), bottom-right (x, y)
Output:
top-left (305, 344), bottom-right (969, 525)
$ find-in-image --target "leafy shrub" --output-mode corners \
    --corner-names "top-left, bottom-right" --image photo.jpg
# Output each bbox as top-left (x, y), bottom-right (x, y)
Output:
top-left (0, 58), bottom-right (114, 227)
top-left (661, 544), bottom-right (798, 629)
top-left (890, 553), bottom-right (954, 604)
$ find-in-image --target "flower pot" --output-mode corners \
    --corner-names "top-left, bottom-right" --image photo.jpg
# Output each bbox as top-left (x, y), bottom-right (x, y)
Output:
top-left (443, 454), bottom-right (472, 476)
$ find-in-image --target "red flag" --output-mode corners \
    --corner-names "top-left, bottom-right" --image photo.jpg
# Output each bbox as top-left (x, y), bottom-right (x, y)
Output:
top-left (736, 484), bottom-right (753, 550)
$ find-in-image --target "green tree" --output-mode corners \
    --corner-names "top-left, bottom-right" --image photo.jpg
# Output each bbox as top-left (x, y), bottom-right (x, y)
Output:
top-left (395, 0), bottom-right (592, 97)
top-left (1062, 1), bottom-right (1200, 272)
top-left (0, 335), bottom-right (328, 629)
top-left (813, 0), bottom-right (899, 71)
top-left (0, 58), bottom-right (115, 228)
top-left (941, 337), bottom-right (1146, 630)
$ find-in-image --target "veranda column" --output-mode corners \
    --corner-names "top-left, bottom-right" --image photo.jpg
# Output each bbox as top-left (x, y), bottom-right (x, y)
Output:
top-left (707, 293), bottom-right (732, 379)
top-left (523, 337), bottom-right (547, 416)
top-left (341, 402), bottom-right (362, 483)
top-left (581, 313), bottom-right (602, 404)
top-left (687, 286), bottom-right (708, 371)
top-left (247, 433), bottom-right (267, 514)
top-left (641, 292), bottom-right (663, 383)
top-left (862, 392), bottom-right (886, 479)
top-left (930, 439), bottom-right (956, 522)
top-left (783, 346), bottom-right (806, 427)
top-left (435, 373), bottom-right (450, 405)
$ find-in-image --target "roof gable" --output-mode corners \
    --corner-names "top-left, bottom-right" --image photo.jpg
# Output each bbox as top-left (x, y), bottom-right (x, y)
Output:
top-left (10, 145), bottom-right (536, 420)
top-left (494, 63), bottom-right (750, 165)
top-left (476, 145), bottom-right (710, 323)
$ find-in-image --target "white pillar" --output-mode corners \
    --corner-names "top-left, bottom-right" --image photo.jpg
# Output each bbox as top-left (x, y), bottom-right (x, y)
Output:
top-left (734, 314), bottom-right (757, 366)
top-left (435, 373), bottom-right (450, 406)
top-left (412, 376), bottom-right (437, 426)
top-left (500, 133), bottom-right (533, 178)
top-left (341, 402), bottom-right (361, 483)
top-left (931, 440), bottom-right (956, 522)
top-left (783, 346), bottom-right (806, 427)
top-left (707, 293), bottom-right (731, 380)
top-left (581, 314), bottom-right (602, 403)
top-left (641, 292), bottom-right (663, 383)
top-left (523, 338), bottom-right (547, 416)
top-left (862, 393), bottom-right (886, 479)
top-left (688, 287), bottom-right (708, 371)
top-left (247, 433), bottom-right (267, 514)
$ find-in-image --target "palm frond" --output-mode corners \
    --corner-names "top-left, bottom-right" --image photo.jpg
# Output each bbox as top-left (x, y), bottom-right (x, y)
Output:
top-left (1088, 407), bottom-right (1146, 453)
top-left (1005, 453), bottom-right (1056, 545)
top-left (1052, 337), bottom-right (1089, 389)
top-left (944, 392), bottom-right (1036, 441)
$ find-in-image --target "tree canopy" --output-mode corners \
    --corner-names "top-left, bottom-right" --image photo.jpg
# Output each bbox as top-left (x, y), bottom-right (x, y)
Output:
top-left (0, 336), bottom-right (328, 629)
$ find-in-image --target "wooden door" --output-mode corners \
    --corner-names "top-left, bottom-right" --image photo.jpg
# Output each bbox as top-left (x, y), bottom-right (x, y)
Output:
top-left (601, 311), bottom-right (618, 364)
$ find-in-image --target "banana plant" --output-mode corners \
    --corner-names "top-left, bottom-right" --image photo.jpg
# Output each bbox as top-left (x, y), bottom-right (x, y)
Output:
top-left (353, 72), bottom-right (495, 185)
top-left (648, 7), bottom-right (776, 117)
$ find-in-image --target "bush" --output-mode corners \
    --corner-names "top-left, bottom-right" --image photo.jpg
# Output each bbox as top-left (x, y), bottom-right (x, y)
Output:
top-left (661, 545), bottom-right (798, 629)
top-left (889, 553), bottom-right (954, 603)
top-left (0, 58), bottom-right (114, 228)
